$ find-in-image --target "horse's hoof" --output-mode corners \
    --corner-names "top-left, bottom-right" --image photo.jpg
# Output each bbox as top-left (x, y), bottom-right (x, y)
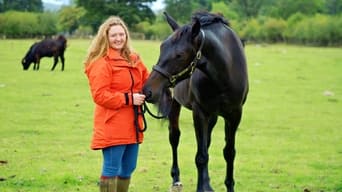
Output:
top-left (169, 182), bottom-right (183, 192)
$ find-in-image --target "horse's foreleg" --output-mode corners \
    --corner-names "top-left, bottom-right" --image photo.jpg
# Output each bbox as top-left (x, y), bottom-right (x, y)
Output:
top-left (34, 56), bottom-right (40, 70)
top-left (51, 56), bottom-right (58, 71)
top-left (193, 103), bottom-right (213, 192)
top-left (34, 61), bottom-right (40, 70)
top-left (207, 115), bottom-right (218, 149)
top-left (223, 108), bottom-right (242, 192)
top-left (168, 100), bottom-right (182, 191)
top-left (34, 60), bottom-right (40, 70)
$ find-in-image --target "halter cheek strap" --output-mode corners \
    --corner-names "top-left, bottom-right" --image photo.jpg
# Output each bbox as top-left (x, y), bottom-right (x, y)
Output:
top-left (153, 29), bottom-right (206, 87)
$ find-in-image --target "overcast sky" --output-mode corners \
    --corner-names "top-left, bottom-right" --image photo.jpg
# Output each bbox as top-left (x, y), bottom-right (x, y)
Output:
top-left (151, 0), bottom-right (165, 12)
top-left (42, 0), bottom-right (70, 5)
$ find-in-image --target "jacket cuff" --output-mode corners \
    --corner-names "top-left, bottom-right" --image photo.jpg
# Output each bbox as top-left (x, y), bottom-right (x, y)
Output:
top-left (124, 93), bottom-right (129, 105)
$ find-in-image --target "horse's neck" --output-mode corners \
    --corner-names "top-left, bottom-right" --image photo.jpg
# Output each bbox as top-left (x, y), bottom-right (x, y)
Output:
top-left (202, 50), bottom-right (231, 84)
top-left (199, 37), bottom-right (234, 90)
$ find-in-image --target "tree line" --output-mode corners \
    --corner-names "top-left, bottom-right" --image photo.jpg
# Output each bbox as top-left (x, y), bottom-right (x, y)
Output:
top-left (0, 0), bottom-right (341, 46)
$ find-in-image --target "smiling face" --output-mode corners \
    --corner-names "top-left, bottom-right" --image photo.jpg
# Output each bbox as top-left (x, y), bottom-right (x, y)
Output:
top-left (108, 25), bottom-right (127, 50)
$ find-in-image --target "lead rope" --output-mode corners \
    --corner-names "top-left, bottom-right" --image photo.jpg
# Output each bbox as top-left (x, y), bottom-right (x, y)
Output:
top-left (128, 70), bottom-right (147, 144)
top-left (142, 102), bottom-right (167, 119)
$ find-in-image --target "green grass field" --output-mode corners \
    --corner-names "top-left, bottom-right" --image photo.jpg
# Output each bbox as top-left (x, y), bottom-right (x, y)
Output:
top-left (0, 39), bottom-right (341, 192)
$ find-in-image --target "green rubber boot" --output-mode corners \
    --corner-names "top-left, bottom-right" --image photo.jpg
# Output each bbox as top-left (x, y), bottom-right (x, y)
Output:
top-left (117, 178), bottom-right (130, 192)
top-left (99, 177), bottom-right (117, 192)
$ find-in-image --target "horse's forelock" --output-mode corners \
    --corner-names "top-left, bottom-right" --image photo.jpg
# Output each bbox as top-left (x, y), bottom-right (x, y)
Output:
top-left (171, 12), bottom-right (229, 44)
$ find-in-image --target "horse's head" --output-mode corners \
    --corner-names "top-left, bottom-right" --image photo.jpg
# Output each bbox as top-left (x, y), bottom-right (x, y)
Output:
top-left (21, 58), bottom-right (30, 70)
top-left (22, 43), bottom-right (37, 70)
top-left (143, 12), bottom-right (204, 107)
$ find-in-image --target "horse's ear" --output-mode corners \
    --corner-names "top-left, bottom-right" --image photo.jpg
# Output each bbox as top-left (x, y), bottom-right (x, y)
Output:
top-left (191, 18), bottom-right (201, 39)
top-left (164, 12), bottom-right (179, 31)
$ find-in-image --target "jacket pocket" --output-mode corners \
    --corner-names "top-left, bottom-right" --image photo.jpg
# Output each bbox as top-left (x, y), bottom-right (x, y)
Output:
top-left (104, 109), bottom-right (119, 123)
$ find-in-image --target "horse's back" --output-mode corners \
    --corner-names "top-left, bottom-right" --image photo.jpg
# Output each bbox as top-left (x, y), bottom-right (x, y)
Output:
top-left (35, 37), bottom-right (66, 57)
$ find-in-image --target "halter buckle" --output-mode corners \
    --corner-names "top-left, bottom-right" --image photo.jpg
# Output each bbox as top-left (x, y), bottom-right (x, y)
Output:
top-left (196, 51), bottom-right (202, 59)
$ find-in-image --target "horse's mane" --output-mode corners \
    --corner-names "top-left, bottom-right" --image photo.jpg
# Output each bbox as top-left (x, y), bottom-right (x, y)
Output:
top-left (192, 11), bottom-right (230, 27)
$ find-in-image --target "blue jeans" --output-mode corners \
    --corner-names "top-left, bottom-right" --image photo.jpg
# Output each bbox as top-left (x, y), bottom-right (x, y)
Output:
top-left (101, 144), bottom-right (139, 178)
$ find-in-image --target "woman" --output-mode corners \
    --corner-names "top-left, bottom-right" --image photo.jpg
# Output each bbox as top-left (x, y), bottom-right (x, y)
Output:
top-left (84, 16), bottom-right (149, 192)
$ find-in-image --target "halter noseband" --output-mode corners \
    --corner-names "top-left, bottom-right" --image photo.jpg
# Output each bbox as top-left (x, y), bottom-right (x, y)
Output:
top-left (153, 29), bottom-right (206, 87)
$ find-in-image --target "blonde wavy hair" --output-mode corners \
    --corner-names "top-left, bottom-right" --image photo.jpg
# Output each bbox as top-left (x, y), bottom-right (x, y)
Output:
top-left (84, 16), bottom-right (133, 66)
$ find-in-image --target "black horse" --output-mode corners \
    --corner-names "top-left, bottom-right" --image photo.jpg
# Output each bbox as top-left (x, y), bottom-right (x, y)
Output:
top-left (142, 12), bottom-right (248, 192)
top-left (21, 35), bottom-right (67, 71)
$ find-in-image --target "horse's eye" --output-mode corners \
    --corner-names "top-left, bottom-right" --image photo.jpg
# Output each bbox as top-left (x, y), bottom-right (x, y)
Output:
top-left (176, 54), bottom-right (182, 59)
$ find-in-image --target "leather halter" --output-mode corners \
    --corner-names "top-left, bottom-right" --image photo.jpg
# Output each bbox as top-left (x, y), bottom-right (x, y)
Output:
top-left (153, 29), bottom-right (206, 87)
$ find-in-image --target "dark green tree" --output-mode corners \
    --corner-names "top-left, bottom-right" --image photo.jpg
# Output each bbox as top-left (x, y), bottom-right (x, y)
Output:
top-left (227, 0), bottom-right (329, 19)
top-left (229, 0), bottom-right (265, 18)
top-left (271, 0), bottom-right (325, 19)
top-left (0, 0), bottom-right (43, 12)
top-left (76, 0), bottom-right (156, 32)
top-left (192, 0), bottom-right (212, 11)
top-left (325, 0), bottom-right (342, 15)
top-left (164, 0), bottom-right (192, 24)
top-left (58, 6), bottom-right (85, 34)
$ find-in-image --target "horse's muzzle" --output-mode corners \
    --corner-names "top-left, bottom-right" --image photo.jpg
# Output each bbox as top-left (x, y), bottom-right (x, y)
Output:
top-left (143, 89), bottom-right (152, 102)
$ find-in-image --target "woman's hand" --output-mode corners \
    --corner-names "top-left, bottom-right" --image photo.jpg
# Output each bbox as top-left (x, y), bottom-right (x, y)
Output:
top-left (132, 93), bottom-right (146, 106)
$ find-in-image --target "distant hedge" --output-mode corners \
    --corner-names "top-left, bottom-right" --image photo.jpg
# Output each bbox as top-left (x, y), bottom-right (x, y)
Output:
top-left (1, 11), bottom-right (341, 46)
top-left (132, 13), bottom-right (342, 46)
top-left (0, 11), bottom-right (57, 38)
top-left (236, 13), bottom-right (342, 46)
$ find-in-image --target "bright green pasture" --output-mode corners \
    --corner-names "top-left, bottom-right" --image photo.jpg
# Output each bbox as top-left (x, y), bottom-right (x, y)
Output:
top-left (0, 39), bottom-right (341, 192)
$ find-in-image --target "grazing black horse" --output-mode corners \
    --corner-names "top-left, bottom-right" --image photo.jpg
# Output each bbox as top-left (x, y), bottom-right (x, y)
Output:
top-left (21, 35), bottom-right (67, 71)
top-left (142, 12), bottom-right (248, 192)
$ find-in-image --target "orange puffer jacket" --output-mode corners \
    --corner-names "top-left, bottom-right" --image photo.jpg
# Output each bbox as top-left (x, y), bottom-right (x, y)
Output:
top-left (85, 48), bottom-right (149, 150)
